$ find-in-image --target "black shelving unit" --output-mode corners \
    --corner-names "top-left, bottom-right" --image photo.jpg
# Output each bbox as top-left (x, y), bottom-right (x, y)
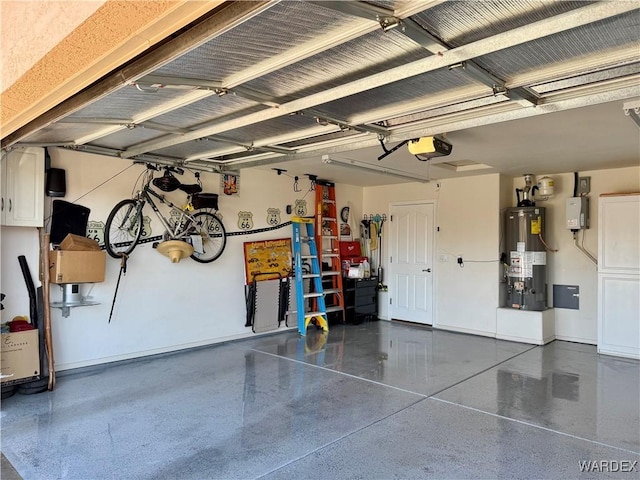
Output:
top-left (343, 276), bottom-right (378, 324)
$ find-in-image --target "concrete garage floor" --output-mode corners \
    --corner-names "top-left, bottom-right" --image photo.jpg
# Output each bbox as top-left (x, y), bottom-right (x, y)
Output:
top-left (1, 321), bottom-right (639, 479)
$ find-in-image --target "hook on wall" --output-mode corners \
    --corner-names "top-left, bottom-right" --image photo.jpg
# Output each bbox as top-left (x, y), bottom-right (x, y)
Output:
top-left (305, 174), bottom-right (317, 191)
top-left (272, 167), bottom-right (302, 192)
top-left (363, 213), bottom-right (387, 221)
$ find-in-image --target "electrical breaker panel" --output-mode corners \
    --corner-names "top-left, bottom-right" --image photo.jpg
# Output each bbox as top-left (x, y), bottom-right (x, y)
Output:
top-left (566, 197), bottom-right (589, 229)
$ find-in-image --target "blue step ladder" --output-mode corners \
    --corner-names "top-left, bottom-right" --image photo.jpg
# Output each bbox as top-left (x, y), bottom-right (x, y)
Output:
top-left (292, 216), bottom-right (329, 336)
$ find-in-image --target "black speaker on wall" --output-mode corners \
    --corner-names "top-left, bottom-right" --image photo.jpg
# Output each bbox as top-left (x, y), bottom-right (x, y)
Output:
top-left (46, 168), bottom-right (66, 197)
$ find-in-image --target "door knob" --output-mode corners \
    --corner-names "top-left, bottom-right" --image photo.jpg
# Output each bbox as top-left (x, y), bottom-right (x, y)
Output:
top-left (422, 268), bottom-right (431, 273)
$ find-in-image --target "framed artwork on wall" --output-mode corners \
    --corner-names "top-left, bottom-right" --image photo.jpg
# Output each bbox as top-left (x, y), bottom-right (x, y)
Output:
top-left (221, 173), bottom-right (239, 196)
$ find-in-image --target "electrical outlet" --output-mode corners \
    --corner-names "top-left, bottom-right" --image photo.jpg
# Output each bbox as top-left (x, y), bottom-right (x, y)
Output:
top-left (578, 176), bottom-right (591, 195)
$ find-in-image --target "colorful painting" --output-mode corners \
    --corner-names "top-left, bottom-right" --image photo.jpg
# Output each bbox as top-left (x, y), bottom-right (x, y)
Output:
top-left (243, 238), bottom-right (292, 284)
top-left (221, 173), bottom-right (239, 196)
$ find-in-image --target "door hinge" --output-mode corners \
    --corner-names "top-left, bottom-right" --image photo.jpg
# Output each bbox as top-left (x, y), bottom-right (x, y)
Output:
top-left (389, 297), bottom-right (392, 305)
top-left (389, 256), bottom-right (392, 263)
top-left (390, 215), bottom-right (393, 221)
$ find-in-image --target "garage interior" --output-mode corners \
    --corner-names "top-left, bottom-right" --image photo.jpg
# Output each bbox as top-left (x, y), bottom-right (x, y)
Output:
top-left (1, 1), bottom-right (639, 478)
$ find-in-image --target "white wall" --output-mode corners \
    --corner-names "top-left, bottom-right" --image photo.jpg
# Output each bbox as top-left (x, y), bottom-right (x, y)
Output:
top-left (514, 166), bottom-right (640, 344)
top-left (2, 148), bottom-right (364, 371)
top-left (2, 145), bottom-right (636, 369)
top-left (363, 167), bottom-right (640, 342)
top-left (0, 227), bottom-right (41, 322)
top-left (363, 174), bottom-right (503, 337)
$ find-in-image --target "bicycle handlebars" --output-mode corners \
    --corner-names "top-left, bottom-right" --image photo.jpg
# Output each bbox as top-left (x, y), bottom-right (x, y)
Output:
top-left (146, 163), bottom-right (184, 176)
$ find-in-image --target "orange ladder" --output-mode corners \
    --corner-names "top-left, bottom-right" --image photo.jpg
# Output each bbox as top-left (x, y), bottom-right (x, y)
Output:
top-left (315, 179), bottom-right (345, 323)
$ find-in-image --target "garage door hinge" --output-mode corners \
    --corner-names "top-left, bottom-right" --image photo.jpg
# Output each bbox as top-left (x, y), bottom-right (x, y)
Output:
top-left (390, 298), bottom-right (392, 305)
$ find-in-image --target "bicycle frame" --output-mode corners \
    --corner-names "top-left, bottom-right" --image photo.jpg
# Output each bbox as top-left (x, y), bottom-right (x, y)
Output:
top-left (137, 184), bottom-right (200, 240)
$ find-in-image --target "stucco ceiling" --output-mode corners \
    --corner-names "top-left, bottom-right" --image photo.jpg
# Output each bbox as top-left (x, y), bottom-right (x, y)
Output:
top-left (2, 1), bottom-right (639, 186)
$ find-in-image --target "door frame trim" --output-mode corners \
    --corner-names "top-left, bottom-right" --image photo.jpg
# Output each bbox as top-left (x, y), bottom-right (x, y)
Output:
top-left (388, 200), bottom-right (437, 325)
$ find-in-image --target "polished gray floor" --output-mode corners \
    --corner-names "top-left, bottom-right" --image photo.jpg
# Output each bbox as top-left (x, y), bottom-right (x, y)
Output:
top-left (1, 321), bottom-right (639, 479)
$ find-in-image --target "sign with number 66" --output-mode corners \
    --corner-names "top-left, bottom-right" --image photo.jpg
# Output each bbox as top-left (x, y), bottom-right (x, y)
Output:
top-left (86, 220), bottom-right (105, 246)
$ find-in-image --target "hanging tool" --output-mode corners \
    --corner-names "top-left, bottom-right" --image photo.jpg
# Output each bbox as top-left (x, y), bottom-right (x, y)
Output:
top-left (360, 216), bottom-right (371, 260)
top-left (18, 256), bottom-right (38, 329)
top-left (108, 254), bottom-right (129, 323)
top-left (375, 214), bottom-right (386, 282)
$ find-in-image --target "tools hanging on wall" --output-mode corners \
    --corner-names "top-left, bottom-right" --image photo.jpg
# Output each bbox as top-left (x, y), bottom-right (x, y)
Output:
top-left (362, 214), bottom-right (386, 282)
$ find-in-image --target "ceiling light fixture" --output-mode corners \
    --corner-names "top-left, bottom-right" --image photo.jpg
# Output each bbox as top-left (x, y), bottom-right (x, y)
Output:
top-left (322, 155), bottom-right (430, 183)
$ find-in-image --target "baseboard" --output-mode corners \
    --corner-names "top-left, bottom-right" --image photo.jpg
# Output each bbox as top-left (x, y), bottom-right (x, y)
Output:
top-left (433, 324), bottom-right (496, 339)
top-left (54, 326), bottom-right (297, 372)
top-left (555, 335), bottom-right (596, 345)
top-left (496, 332), bottom-right (554, 346)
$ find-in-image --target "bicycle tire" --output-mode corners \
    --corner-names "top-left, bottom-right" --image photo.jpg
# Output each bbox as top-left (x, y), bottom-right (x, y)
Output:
top-left (189, 211), bottom-right (226, 263)
top-left (105, 199), bottom-right (143, 258)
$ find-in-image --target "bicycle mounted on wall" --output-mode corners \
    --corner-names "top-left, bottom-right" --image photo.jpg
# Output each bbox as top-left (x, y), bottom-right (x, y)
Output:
top-left (104, 163), bottom-right (226, 263)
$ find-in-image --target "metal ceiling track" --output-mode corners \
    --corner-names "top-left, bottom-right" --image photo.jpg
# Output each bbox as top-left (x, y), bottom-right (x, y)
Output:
top-left (118, 1), bottom-right (637, 159)
top-left (314, 0), bottom-right (539, 106)
top-left (216, 75), bottom-right (640, 170)
top-left (623, 99), bottom-right (640, 128)
top-left (322, 155), bottom-right (431, 183)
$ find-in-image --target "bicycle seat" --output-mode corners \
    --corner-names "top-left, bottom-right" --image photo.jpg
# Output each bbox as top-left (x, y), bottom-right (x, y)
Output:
top-left (152, 171), bottom-right (180, 192)
top-left (179, 183), bottom-right (203, 195)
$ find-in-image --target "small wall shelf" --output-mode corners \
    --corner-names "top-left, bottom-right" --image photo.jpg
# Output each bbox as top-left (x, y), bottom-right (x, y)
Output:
top-left (50, 284), bottom-right (99, 318)
top-left (50, 300), bottom-right (100, 318)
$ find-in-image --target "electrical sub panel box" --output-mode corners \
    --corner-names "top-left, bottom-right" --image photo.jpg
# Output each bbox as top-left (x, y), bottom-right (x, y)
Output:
top-left (566, 197), bottom-right (589, 230)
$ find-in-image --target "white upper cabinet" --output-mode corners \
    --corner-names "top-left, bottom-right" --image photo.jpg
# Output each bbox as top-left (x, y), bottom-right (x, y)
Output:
top-left (598, 194), bottom-right (640, 275)
top-left (1, 147), bottom-right (45, 227)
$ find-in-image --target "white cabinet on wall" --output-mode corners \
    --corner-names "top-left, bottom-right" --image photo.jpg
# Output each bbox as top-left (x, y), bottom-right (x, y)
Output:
top-left (597, 194), bottom-right (640, 359)
top-left (1, 147), bottom-right (45, 227)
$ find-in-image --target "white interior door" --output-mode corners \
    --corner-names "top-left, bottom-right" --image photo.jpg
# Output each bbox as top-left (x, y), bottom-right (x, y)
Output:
top-left (389, 202), bottom-right (434, 324)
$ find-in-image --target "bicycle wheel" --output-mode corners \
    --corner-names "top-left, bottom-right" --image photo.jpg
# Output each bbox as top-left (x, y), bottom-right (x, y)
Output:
top-left (105, 199), bottom-right (143, 258)
top-left (189, 211), bottom-right (226, 263)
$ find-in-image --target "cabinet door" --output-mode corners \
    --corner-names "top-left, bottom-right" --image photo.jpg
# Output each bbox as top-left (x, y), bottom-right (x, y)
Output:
top-left (598, 195), bottom-right (640, 275)
top-left (1, 147), bottom-right (44, 227)
top-left (598, 274), bottom-right (640, 359)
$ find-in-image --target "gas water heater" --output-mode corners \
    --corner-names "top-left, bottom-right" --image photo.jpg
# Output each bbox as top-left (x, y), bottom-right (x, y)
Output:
top-left (505, 207), bottom-right (547, 311)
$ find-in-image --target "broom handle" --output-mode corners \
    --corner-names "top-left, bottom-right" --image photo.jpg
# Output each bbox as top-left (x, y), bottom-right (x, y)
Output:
top-left (41, 232), bottom-right (55, 390)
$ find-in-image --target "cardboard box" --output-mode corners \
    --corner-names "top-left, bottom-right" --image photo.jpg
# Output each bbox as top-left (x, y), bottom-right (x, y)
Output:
top-left (50, 250), bottom-right (106, 284)
top-left (1, 329), bottom-right (40, 385)
top-left (60, 233), bottom-right (100, 251)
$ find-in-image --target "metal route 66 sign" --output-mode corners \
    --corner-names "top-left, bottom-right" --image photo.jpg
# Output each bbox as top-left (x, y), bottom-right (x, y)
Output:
top-left (86, 220), bottom-right (105, 246)
top-left (237, 211), bottom-right (254, 230)
top-left (294, 199), bottom-right (307, 216)
top-left (266, 208), bottom-right (281, 226)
